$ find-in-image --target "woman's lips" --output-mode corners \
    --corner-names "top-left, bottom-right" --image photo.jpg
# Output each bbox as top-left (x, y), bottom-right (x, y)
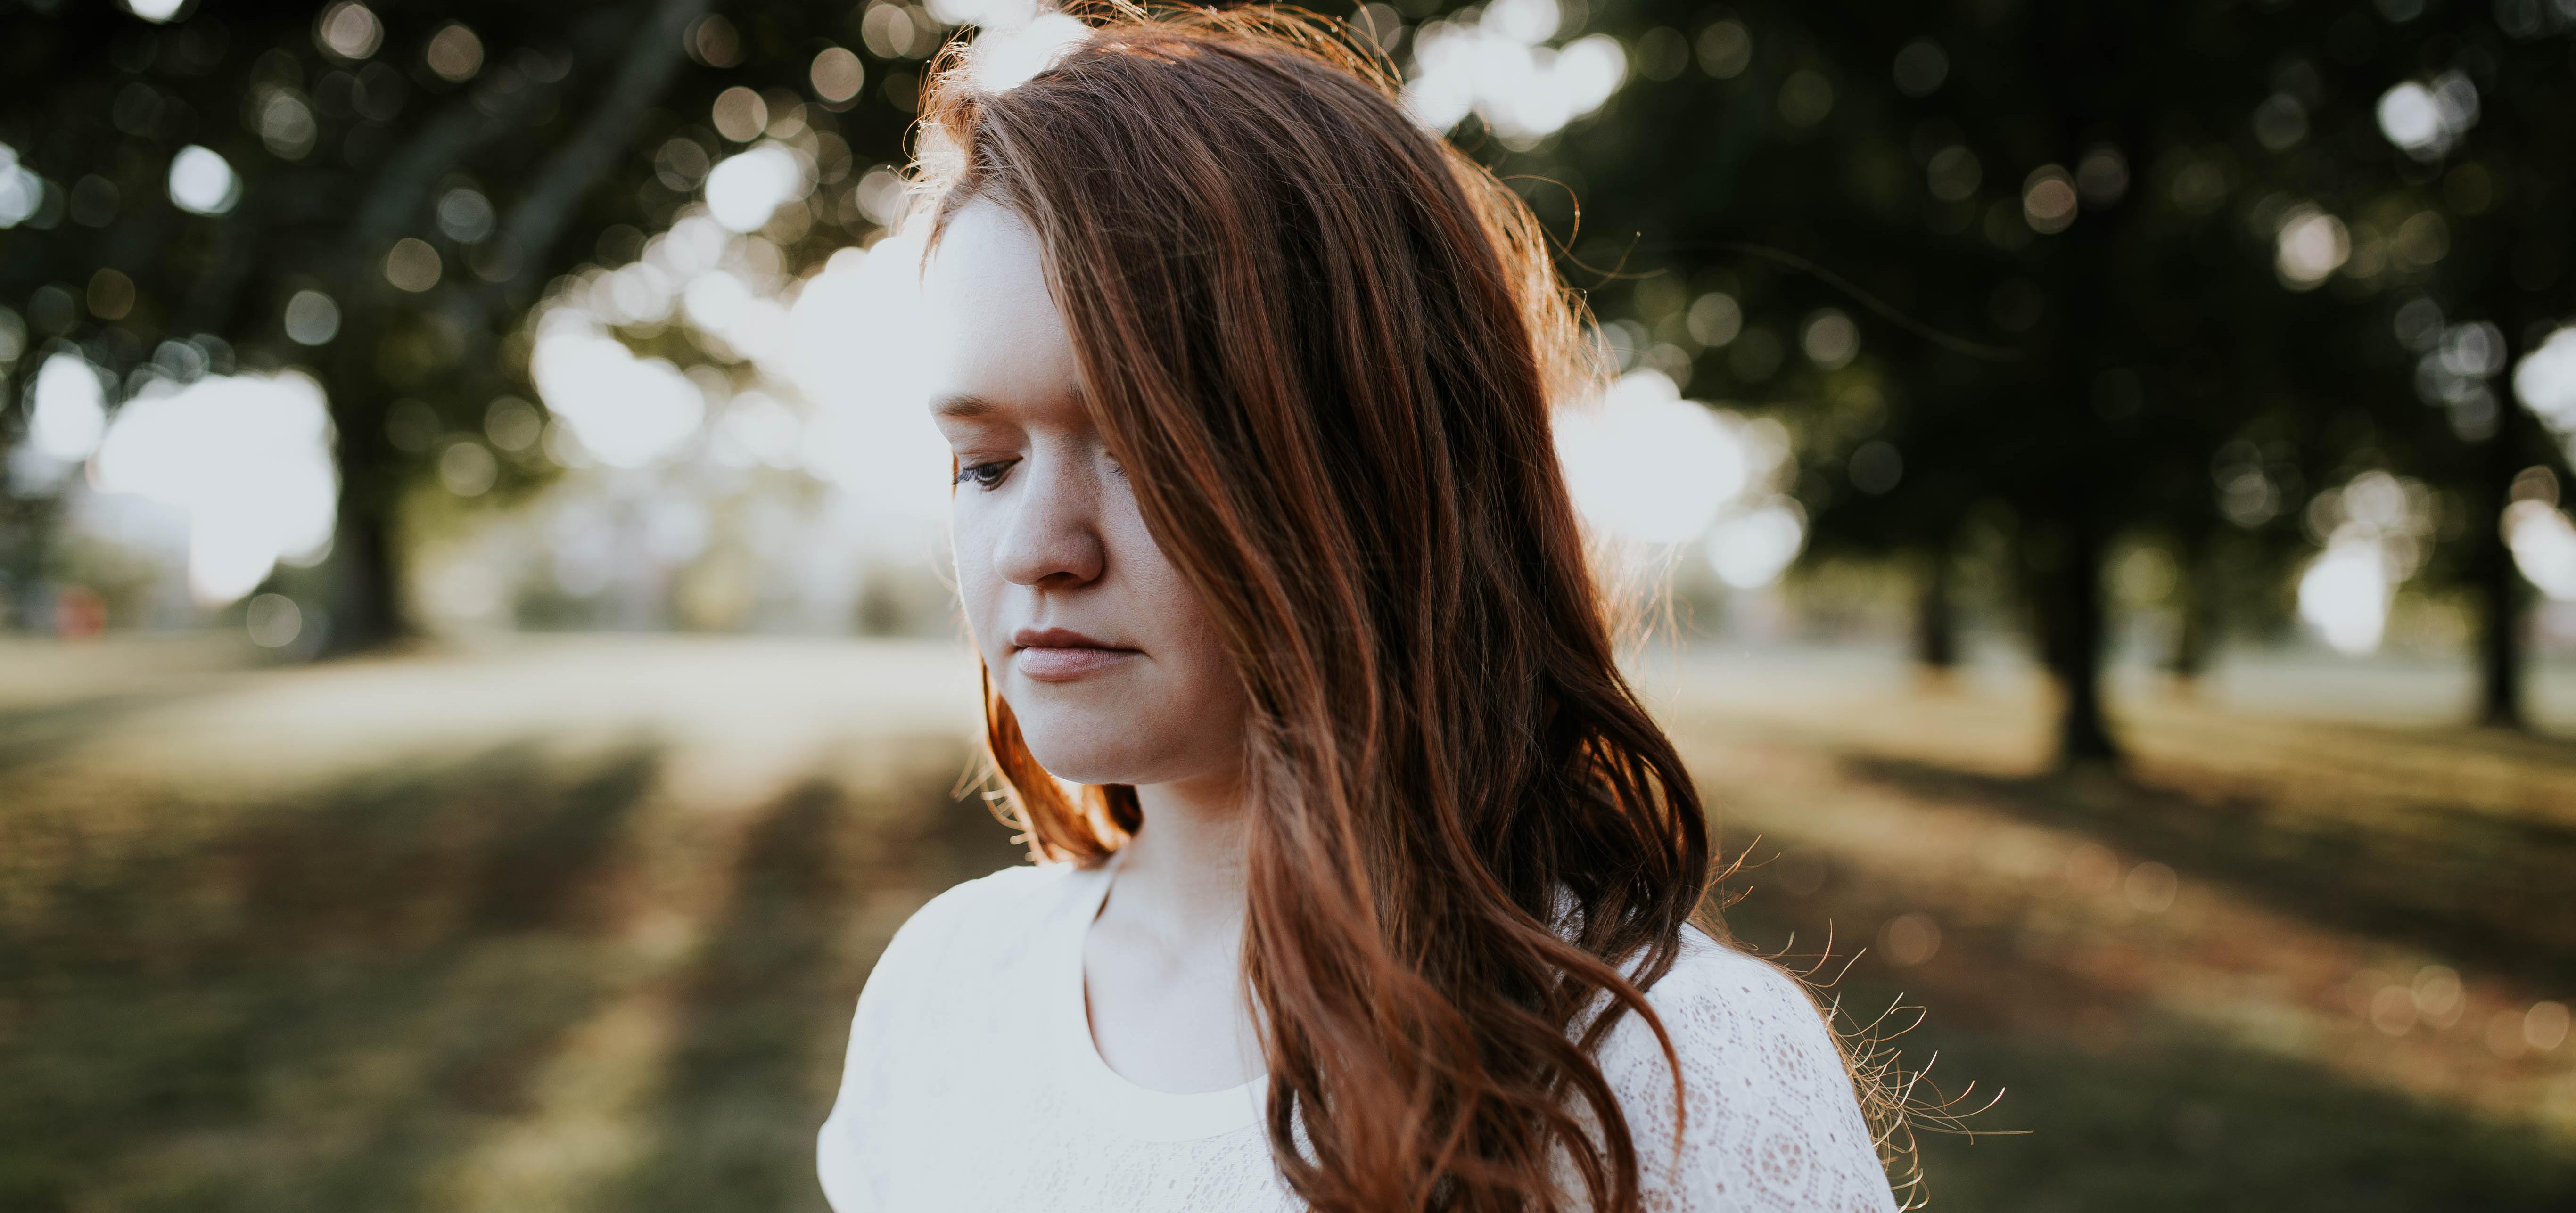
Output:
top-left (1009, 627), bottom-right (1139, 681)
top-left (1012, 645), bottom-right (1139, 681)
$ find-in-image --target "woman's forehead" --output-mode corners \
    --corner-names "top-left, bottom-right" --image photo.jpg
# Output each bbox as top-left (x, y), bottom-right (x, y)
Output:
top-left (925, 199), bottom-right (1049, 306)
top-left (922, 200), bottom-right (1086, 422)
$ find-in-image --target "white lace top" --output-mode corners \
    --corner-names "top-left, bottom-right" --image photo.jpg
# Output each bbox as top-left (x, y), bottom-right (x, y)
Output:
top-left (817, 860), bottom-right (1900, 1212)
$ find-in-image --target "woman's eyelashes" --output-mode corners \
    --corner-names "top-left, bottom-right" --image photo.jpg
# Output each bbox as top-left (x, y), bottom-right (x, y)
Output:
top-left (952, 448), bottom-right (1119, 492)
top-left (954, 458), bottom-right (1018, 491)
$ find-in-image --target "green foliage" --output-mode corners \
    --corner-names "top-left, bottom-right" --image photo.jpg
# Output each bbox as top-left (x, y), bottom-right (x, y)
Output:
top-left (1483, 0), bottom-right (2574, 747)
top-left (0, 0), bottom-right (922, 645)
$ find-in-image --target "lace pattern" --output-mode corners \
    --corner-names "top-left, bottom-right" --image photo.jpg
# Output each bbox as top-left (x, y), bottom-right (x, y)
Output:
top-left (1597, 932), bottom-right (1900, 1213)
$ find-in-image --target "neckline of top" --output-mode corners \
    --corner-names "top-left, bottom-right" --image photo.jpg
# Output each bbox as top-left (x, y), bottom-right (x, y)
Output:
top-left (1054, 850), bottom-right (1270, 1143)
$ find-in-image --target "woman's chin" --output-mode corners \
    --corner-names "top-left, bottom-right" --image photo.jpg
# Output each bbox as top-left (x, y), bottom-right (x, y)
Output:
top-left (1018, 736), bottom-right (1153, 790)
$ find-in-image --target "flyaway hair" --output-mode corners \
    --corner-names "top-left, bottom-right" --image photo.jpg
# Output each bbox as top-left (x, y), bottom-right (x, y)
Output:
top-left (916, 7), bottom-right (1720, 1210)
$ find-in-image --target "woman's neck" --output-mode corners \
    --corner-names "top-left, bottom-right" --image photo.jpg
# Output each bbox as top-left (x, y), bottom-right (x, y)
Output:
top-left (1080, 770), bottom-right (1262, 1092)
top-left (1111, 773), bottom-right (1249, 942)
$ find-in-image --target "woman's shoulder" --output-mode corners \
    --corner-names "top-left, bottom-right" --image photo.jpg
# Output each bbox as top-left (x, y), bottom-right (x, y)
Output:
top-left (866, 861), bottom-right (1088, 987)
top-left (1593, 926), bottom-right (1848, 1092)
top-left (912, 858), bottom-right (1086, 929)
top-left (896, 860), bottom-right (1084, 940)
top-left (1594, 926), bottom-right (1901, 1211)
top-left (1638, 926), bottom-right (1838, 1042)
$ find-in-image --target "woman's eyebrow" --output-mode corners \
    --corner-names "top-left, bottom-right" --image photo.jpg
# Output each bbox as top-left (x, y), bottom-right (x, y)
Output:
top-left (930, 393), bottom-right (1002, 421)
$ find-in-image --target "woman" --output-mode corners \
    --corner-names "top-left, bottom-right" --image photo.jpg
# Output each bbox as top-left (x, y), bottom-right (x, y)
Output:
top-left (818, 8), bottom-right (1903, 1211)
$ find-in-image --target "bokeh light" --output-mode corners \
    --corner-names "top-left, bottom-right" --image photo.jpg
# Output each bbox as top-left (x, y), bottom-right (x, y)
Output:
top-left (792, 228), bottom-right (952, 523)
top-left (969, 11), bottom-right (1092, 93)
top-left (529, 317), bottom-right (706, 469)
top-left (91, 371), bottom-right (340, 606)
top-left (254, 86), bottom-right (319, 160)
top-left (2294, 471), bottom-right (2435, 654)
top-left (2512, 326), bottom-right (2576, 439)
top-left (1403, 0), bottom-right (1627, 146)
top-left (384, 238), bottom-right (442, 292)
top-left (415, 204), bottom-right (946, 630)
top-left (1706, 496), bottom-right (1807, 590)
top-left (29, 352), bottom-right (108, 463)
top-left (2022, 165), bottom-right (2077, 233)
top-left (2415, 317), bottom-right (2511, 440)
top-left (812, 47), bottom-right (867, 103)
top-left (2375, 73), bottom-right (2479, 160)
top-left (436, 188), bottom-right (495, 244)
top-left (425, 23), bottom-right (485, 83)
top-left (2275, 206), bottom-right (2350, 288)
top-left (166, 146), bottom-right (241, 217)
top-left (1802, 309), bottom-right (1859, 369)
top-left (0, 143), bottom-right (43, 228)
top-left (705, 144), bottom-right (813, 233)
top-left (928, 0), bottom-right (1039, 25)
top-left (284, 290), bottom-right (341, 346)
top-left (1554, 370), bottom-right (1750, 547)
top-left (244, 592), bottom-right (304, 647)
top-left (711, 86), bottom-right (769, 143)
top-left (314, 2), bottom-right (384, 63)
top-left (2504, 498), bottom-right (2576, 601)
top-left (1687, 291), bottom-right (1742, 347)
top-left (2298, 539), bottom-right (2390, 655)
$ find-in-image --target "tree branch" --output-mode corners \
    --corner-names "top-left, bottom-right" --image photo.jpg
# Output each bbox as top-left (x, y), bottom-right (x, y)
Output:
top-left (498, 0), bottom-right (711, 299)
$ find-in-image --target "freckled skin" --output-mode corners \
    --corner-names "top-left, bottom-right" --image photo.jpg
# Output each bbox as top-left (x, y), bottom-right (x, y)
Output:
top-left (922, 200), bottom-right (1249, 790)
top-left (923, 200), bottom-right (1263, 1095)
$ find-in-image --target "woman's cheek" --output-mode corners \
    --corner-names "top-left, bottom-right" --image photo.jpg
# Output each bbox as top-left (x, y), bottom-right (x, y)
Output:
top-left (951, 512), bottom-right (1008, 659)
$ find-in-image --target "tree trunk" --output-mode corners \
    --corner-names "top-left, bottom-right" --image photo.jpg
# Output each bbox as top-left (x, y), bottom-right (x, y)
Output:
top-left (319, 352), bottom-right (411, 657)
top-left (1913, 545), bottom-right (1959, 688)
top-left (2164, 536), bottom-right (2216, 692)
top-left (322, 490), bottom-right (407, 656)
top-left (2474, 394), bottom-right (2528, 729)
top-left (2034, 516), bottom-right (2121, 767)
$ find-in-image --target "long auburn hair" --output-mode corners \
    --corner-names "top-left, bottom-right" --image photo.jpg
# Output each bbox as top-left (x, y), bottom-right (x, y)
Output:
top-left (915, 8), bottom-right (1719, 1210)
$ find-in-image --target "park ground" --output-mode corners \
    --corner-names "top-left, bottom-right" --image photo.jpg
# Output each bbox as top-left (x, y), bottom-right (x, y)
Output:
top-left (3, 634), bottom-right (2575, 1211)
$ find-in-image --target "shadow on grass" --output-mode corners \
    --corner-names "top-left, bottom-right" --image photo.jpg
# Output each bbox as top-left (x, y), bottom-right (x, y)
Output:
top-left (0, 742), bottom-right (660, 1213)
top-left (1899, 1022), bottom-right (2576, 1213)
top-left (1712, 891), bottom-right (2576, 1211)
top-left (0, 687), bottom-right (232, 781)
top-left (1843, 756), bottom-right (2576, 994)
top-left (603, 761), bottom-right (1023, 1213)
top-left (2213, 715), bottom-right (2576, 771)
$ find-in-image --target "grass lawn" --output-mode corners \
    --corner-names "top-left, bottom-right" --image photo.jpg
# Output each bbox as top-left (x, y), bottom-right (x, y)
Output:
top-left (2, 635), bottom-right (2571, 1210)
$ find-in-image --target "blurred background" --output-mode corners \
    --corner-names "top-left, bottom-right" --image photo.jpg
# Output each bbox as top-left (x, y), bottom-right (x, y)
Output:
top-left (3, 0), bottom-right (2574, 1208)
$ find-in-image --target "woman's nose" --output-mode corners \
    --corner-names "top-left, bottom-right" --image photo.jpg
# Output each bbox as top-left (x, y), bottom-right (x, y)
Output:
top-left (991, 458), bottom-right (1106, 587)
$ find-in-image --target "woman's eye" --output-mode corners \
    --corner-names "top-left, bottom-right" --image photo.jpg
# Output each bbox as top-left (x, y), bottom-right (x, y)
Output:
top-left (954, 459), bottom-right (1016, 490)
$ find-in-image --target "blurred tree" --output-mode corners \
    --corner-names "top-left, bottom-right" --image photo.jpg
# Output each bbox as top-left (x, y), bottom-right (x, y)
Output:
top-left (2298, 0), bottom-right (2576, 729)
top-left (7, 0), bottom-right (2566, 738)
top-left (0, 0), bottom-right (917, 650)
top-left (1531, 0), bottom-right (2572, 761)
top-left (1535, 2), bottom-right (2270, 764)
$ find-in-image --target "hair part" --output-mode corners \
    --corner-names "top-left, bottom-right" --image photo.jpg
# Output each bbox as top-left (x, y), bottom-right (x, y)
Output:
top-left (917, 8), bottom-right (1723, 1210)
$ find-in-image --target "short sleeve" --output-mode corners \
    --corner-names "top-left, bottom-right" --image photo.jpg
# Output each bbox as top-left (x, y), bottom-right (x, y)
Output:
top-left (1593, 937), bottom-right (1901, 1213)
top-left (815, 875), bottom-right (1004, 1212)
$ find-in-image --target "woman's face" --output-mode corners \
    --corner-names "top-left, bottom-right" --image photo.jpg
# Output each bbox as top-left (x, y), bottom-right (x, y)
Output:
top-left (922, 199), bottom-right (1249, 792)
